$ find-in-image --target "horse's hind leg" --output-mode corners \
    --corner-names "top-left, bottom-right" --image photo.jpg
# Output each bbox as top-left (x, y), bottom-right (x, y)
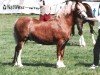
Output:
top-left (12, 41), bottom-right (24, 67)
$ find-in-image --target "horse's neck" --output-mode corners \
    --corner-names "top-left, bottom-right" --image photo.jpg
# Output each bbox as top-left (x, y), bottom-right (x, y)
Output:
top-left (56, 15), bottom-right (66, 23)
top-left (56, 2), bottom-right (74, 19)
top-left (56, 6), bottom-right (71, 18)
top-left (66, 13), bottom-right (73, 24)
top-left (59, 12), bottom-right (73, 20)
top-left (56, 1), bottom-right (74, 25)
top-left (56, 13), bottom-right (73, 28)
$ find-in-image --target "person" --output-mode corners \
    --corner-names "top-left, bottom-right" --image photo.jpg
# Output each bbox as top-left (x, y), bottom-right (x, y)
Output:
top-left (86, 15), bottom-right (100, 69)
top-left (39, 0), bottom-right (52, 21)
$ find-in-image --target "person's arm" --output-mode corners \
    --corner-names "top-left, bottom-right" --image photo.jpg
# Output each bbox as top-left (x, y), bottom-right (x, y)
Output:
top-left (85, 15), bottom-right (100, 22)
top-left (86, 17), bottom-right (98, 21)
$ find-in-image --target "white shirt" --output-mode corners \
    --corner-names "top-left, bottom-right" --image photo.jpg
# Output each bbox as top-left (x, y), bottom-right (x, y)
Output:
top-left (40, 5), bottom-right (51, 15)
top-left (39, 1), bottom-right (51, 15)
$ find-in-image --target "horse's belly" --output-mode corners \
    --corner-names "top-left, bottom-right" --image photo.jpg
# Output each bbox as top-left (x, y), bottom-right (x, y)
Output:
top-left (29, 34), bottom-right (56, 45)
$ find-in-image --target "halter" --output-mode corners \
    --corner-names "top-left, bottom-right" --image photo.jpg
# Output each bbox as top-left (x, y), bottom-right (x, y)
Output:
top-left (77, 9), bottom-right (87, 19)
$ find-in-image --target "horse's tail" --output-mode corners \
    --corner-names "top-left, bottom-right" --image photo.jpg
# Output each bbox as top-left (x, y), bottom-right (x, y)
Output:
top-left (13, 19), bottom-right (19, 44)
top-left (14, 27), bottom-right (18, 44)
top-left (71, 24), bottom-right (75, 36)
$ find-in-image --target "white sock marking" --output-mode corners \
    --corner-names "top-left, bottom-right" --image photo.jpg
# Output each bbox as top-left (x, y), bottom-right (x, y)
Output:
top-left (92, 34), bottom-right (96, 45)
top-left (79, 35), bottom-right (86, 47)
top-left (56, 56), bottom-right (65, 68)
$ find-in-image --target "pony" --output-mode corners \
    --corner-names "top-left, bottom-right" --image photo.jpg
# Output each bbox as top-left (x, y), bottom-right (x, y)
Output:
top-left (72, 2), bottom-right (95, 47)
top-left (12, 1), bottom-right (87, 68)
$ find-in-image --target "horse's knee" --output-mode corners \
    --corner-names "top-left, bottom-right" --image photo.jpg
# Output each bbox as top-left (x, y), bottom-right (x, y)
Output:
top-left (77, 25), bottom-right (83, 35)
top-left (15, 42), bottom-right (23, 51)
top-left (90, 29), bottom-right (94, 34)
top-left (57, 40), bottom-right (66, 57)
top-left (78, 31), bottom-right (82, 35)
top-left (57, 40), bottom-right (65, 47)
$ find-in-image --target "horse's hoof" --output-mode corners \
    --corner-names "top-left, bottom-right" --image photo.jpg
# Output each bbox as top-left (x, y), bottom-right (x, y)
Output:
top-left (14, 65), bottom-right (23, 68)
top-left (80, 45), bottom-right (86, 47)
top-left (14, 63), bottom-right (23, 68)
top-left (57, 65), bottom-right (66, 68)
top-left (56, 61), bottom-right (66, 68)
top-left (18, 64), bottom-right (23, 68)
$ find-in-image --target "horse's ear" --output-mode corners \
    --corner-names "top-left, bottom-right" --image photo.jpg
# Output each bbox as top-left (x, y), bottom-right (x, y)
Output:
top-left (72, 2), bottom-right (76, 11)
top-left (74, 0), bottom-right (82, 4)
top-left (76, 0), bottom-right (82, 3)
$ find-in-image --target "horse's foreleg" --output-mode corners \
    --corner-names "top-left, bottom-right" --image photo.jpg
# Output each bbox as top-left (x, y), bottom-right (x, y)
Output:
top-left (12, 41), bottom-right (24, 67)
top-left (77, 24), bottom-right (86, 47)
top-left (79, 35), bottom-right (86, 47)
top-left (92, 34), bottom-right (96, 45)
top-left (56, 40), bottom-right (66, 68)
top-left (89, 23), bottom-right (96, 45)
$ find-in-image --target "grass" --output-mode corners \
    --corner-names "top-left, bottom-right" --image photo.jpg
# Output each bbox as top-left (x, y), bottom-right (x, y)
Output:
top-left (0, 14), bottom-right (100, 75)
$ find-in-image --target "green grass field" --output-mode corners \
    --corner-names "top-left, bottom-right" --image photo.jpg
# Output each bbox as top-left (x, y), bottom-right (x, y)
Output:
top-left (0, 14), bottom-right (100, 75)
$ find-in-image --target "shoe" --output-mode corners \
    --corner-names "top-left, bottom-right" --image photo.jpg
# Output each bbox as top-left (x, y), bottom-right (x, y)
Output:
top-left (89, 64), bottom-right (98, 69)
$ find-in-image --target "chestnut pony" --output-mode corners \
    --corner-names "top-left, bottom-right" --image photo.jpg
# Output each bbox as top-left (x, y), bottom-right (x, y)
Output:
top-left (12, 1), bottom-right (87, 68)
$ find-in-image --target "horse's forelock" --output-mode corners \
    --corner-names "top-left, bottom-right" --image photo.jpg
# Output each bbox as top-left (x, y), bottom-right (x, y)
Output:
top-left (64, 1), bottom-right (77, 14)
top-left (71, 2), bottom-right (76, 11)
top-left (78, 2), bottom-right (86, 12)
top-left (76, 2), bottom-right (87, 17)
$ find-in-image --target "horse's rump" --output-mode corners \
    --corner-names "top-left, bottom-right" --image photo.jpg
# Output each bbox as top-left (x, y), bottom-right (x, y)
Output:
top-left (14, 17), bottom-right (33, 43)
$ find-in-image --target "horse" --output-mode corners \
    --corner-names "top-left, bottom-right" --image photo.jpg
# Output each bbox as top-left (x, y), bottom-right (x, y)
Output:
top-left (12, 1), bottom-right (87, 68)
top-left (72, 2), bottom-right (95, 47)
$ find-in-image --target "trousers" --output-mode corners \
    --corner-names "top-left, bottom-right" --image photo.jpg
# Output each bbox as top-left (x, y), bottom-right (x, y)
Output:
top-left (93, 29), bottom-right (100, 65)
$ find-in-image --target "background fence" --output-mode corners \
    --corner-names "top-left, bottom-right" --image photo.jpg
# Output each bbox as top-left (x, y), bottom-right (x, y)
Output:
top-left (0, 0), bottom-right (100, 16)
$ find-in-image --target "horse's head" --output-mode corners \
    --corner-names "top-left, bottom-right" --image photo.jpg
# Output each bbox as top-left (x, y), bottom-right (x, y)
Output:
top-left (56, 1), bottom-right (87, 19)
top-left (74, 2), bottom-right (87, 18)
top-left (67, 1), bottom-right (87, 18)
